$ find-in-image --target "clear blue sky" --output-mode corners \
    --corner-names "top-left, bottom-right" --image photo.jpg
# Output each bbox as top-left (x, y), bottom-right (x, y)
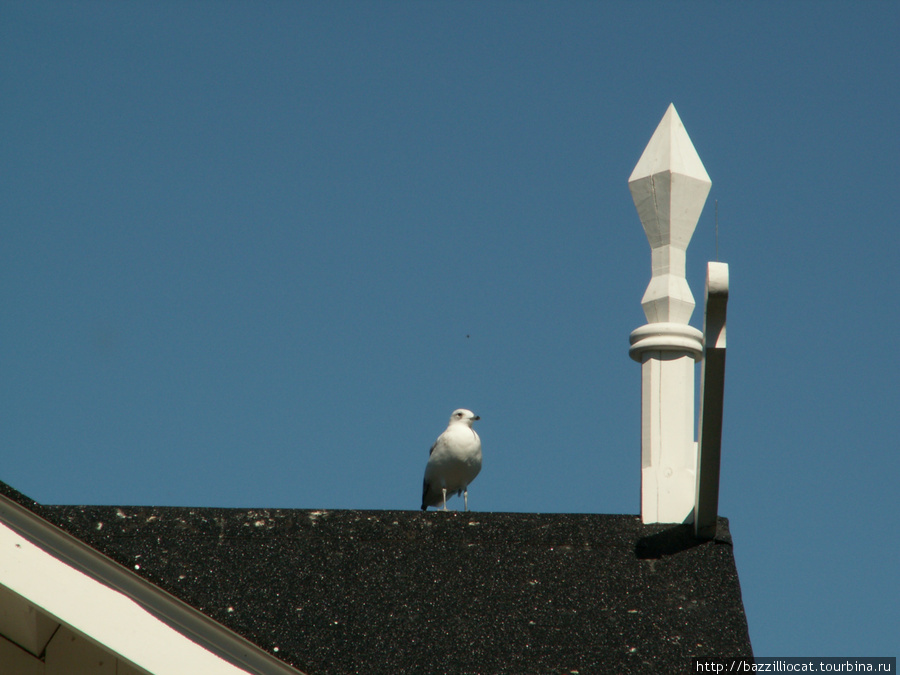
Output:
top-left (2, 0), bottom-right (897, 659)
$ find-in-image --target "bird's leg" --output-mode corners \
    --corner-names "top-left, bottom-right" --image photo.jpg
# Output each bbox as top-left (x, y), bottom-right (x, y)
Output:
top-left (464, 489), bottom-right (469, 512)
top-left (441, 488), bottom-right (448, 511)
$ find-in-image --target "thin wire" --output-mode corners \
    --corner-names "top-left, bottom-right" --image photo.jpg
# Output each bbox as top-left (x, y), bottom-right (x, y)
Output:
top-left (715, 200), bottom-right (719, 262)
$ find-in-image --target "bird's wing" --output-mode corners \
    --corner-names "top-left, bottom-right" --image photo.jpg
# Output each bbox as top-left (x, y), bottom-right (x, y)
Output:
top-left (421, 478), bottom-right (431, 510)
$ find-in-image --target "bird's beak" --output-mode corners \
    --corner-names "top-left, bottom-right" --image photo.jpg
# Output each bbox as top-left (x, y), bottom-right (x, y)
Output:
top-left (472, 415), bottom-right (481, 421)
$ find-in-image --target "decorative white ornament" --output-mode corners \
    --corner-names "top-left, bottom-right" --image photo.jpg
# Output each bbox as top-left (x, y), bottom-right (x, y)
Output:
top-left (628, 104), bottom-right (711, 525)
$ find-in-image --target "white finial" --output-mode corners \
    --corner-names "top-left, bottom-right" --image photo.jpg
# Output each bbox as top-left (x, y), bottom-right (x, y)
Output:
top-left (628, 104), bottom-right (710, 524)
top-left (629, 103), bottom-right (711, 324)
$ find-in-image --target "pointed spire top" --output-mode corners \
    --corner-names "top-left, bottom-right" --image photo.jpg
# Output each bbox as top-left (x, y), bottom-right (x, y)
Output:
top-left (629, 103), bottom-right (710, 185)
top-left (628, 103), bottom-right (712, 324)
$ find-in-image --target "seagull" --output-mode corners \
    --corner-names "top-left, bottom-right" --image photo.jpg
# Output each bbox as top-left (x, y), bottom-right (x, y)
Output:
top-left (421, 409), bottom-right (482, 511)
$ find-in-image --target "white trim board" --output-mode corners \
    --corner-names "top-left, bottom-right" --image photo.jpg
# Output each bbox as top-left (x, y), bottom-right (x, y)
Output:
top-left (0, 496), bottom-right (303, 675)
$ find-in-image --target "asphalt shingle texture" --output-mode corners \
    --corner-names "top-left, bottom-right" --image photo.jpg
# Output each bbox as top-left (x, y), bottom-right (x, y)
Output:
top-left (2, 482), bottom-right (752, 674)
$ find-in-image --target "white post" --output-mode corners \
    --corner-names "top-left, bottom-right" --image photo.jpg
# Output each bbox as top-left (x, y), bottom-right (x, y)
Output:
top-left (694, 262), bottom-right (729, 539)
top-left (628, 104), bottom-right (711, 524)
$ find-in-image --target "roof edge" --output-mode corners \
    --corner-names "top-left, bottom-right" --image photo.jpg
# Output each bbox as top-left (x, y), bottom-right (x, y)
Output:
top-left (0, 489), bottom-right (304, 675)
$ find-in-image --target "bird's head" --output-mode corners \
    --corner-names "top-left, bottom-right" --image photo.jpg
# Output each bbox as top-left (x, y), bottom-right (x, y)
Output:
top-left (449, 409), bottom-right (480, 426)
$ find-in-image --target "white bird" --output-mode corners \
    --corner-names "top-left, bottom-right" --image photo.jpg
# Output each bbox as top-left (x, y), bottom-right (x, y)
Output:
top-left (421, 409), bottom-right (482, 511)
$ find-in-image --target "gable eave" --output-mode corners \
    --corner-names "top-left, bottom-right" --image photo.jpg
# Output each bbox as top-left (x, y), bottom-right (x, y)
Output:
top-left (0, 490), bottom-right (304, 675)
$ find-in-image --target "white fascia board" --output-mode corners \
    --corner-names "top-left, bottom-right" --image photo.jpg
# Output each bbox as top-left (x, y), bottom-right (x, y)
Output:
top-left (0, 495), bottom-right (304, 675)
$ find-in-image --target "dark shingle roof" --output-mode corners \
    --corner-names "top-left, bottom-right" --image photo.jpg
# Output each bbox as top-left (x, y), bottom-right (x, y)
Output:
top-left (2, 481), bottom-right (751, 674)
